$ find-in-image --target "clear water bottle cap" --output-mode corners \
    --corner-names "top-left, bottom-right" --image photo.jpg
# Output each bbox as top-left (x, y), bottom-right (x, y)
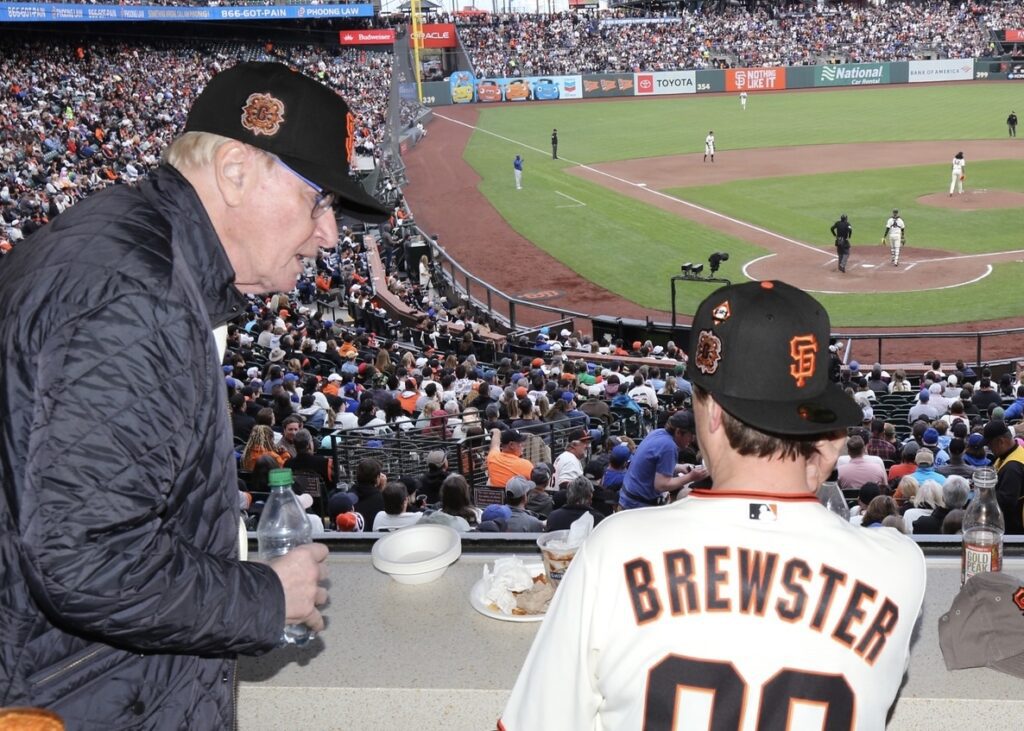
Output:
top-left (268, 468), bottom-right (293, 487)
top-left (972, 466), bottom-right (997, 490)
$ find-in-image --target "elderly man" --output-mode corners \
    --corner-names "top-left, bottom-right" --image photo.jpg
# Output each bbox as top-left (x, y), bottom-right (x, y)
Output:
top-left (502, 281), bottom-right (926, 729)
top-left (545, 476), bottom-right (604, 532)
top-left (984, 420), bottom-right (1024, 534)
top-left (553, 427), bottom-right (590, 488)
top-left (0, 63), bottom-right (388, 726)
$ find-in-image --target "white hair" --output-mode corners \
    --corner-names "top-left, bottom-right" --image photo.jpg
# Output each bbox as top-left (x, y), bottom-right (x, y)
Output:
top-left (915, 480), bottom-right (945, 509)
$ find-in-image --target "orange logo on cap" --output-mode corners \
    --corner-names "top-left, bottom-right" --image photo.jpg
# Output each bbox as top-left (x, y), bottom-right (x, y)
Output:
top-left (241, 93), bottom-right (285, 136)
top-left (1013, 587), bottom-right (1024, 611)
top-left (789, 334), bottom-right (818, 387)
top-left (345, 111), bottom-right (356, 163)
top-left (712, 300), bottom-right (731, 325)
top-left (695, 330), bottom-right (723, 375)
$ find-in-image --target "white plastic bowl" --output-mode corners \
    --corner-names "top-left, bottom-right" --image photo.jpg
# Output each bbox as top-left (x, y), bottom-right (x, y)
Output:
top-left (371, 523), bottom-right (462, 584)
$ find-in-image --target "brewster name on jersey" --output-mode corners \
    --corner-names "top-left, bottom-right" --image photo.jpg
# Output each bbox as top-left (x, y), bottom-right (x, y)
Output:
top-left (624, 545), bottom-right (899, 664)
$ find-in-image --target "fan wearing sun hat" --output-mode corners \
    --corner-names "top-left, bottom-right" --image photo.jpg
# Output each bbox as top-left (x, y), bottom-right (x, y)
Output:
top-left (502, 281), bottom-right (926, 731)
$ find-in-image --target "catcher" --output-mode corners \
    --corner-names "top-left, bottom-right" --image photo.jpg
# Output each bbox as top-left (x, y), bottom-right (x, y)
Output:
top-left (882, 209), bottom-right (906, 266)
top-left (950, 151), bottom-right (966, 196)
top-left (831, 213), bottom-right (853, 273)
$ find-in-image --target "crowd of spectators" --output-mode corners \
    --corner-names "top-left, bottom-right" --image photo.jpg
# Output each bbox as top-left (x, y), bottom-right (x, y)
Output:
top-left (457, 2), bottom-right (1023, 77)
top-left (832, 358), bottom-right (1024, 538)
top-left (1, 38), bottom-right (393, 254)
top-left (227, 272), bottom-right (1024, 538)
top-left (5, 0), bottom-right (368, 5)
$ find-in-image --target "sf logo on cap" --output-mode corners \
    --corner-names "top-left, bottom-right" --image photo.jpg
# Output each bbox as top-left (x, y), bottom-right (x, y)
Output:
top-left (789, 334), bottom-right (817, 387)
top-left (241, 92), bottom-right (285, 136)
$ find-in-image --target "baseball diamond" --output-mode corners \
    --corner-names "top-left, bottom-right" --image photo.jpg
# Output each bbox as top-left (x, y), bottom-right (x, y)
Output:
top-left (403, 83), bottom-right (1024, 362)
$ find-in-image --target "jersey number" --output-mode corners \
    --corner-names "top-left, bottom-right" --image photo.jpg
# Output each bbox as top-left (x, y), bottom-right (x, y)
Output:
top-left (643, 655), bottom-right (854, 730)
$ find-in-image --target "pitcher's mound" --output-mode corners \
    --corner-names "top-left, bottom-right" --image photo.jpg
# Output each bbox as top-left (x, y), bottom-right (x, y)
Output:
top-left (917, 189), bottom-right (1024, 210)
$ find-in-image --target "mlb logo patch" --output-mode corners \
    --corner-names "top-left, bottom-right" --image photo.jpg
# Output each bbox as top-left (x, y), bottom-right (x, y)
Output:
top-left (749, 503), bottom-right (778, 521)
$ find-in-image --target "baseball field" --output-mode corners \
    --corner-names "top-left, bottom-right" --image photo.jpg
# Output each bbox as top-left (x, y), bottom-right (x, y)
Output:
top-left (405, 83), bottom-right (1024, 329)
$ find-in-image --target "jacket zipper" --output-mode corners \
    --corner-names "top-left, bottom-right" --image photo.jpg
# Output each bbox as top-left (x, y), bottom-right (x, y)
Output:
top-left (32, 646), bottom-right (106, 687)
top-left (232, 658), bottom-right (239, 731)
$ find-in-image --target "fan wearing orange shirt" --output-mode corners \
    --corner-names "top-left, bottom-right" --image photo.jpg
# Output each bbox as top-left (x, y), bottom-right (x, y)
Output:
top-left (486, 428), bottom-right (533, 487)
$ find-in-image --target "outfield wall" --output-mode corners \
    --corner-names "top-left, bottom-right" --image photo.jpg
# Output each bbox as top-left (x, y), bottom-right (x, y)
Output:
top-left (418, 58), bottom-right (1011, 106)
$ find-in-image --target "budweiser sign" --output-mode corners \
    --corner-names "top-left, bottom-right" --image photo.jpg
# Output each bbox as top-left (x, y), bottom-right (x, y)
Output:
top-left (339, 29), bottom-right (395, 45)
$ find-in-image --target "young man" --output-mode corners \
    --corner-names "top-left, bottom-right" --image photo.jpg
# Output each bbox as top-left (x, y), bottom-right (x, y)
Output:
top-left (0, 63), bottom-right (389, 726)
top-left (501, 281), bottom-right (926, 730)
top-left (512, 154), bottom-right (523, 190)
top-left (704, 129), bottom-right (715, 162)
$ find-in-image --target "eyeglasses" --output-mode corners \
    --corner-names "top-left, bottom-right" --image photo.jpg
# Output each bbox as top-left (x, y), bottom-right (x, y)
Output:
top-left (275, 160), bottom-right (336, 219)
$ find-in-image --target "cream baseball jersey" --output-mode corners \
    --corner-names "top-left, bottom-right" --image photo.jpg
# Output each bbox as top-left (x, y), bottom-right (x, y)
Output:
top-left (500, 490), bottom-right (926, 730)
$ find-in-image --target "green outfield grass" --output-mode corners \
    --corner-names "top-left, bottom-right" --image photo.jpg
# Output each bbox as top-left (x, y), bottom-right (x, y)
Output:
top-left (672, 161), bottom-right (1024, 254)
top-left (473, 84), bottom-right (1022, 162)
top-left (459, 83), bottom-right (1024, 325)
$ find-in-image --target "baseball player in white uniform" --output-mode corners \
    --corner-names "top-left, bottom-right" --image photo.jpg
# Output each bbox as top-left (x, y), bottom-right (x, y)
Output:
top-left (950, 151), bottom-right (965, 196)
top-left (740, 91), bottom-right (748, 110)
top-left (882, 208), bottom-right (906, 266)
top-left (500, 281), bottom-right (927, 731)
top-left (704, 130), bottom-right (715, 163)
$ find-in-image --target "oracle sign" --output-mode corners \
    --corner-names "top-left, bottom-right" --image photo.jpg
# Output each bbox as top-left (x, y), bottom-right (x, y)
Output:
top-left (339, 29), bottom-right (395, 45)
top-left (725, 67), bottom-right (786, 92)
top-left (410, 23), bottom-right (457, 48)
top-left (1007, 29), bottom-right (1024, 42)
top-left (633, 70), bottom-right (696, 96)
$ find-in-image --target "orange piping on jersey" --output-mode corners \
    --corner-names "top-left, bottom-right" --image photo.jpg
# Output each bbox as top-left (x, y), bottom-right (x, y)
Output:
top-left (689, 489), bottom-right (819, 503)
top-left (497, 720), bottom-right (507, 731)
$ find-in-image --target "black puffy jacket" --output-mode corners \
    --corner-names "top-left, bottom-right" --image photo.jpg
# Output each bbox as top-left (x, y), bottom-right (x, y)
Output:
top-left (0, 166), bottom-right (284, 729)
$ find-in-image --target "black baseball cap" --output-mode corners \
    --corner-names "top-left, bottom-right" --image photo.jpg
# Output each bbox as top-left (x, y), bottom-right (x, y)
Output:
top-left (184, 62), bottom-right (389, 221)
top-left (983, 420), bottom-right (1012, 446)
top-left (500, 429), bottom-right (528, 445)
top-left (685, 281), bottom-right (861, 436)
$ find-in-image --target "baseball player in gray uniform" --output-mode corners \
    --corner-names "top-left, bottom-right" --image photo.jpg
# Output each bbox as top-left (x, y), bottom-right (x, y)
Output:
top-left (882, 209), bottom-right (906, 266)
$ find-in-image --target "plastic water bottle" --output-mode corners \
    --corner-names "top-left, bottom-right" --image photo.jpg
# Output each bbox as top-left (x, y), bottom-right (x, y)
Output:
top-left (257, 468), bottom-right (314, 645)
top-left (817, 474), bottom-right (850, 521)
top-left (961, 467), bottom-right (1003, 586)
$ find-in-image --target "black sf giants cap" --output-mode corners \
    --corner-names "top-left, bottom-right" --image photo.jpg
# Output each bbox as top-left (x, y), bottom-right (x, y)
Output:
top-left (184, 62), bottom-right (389, 221)
top-left (685, 280), bottom-right (861, 436)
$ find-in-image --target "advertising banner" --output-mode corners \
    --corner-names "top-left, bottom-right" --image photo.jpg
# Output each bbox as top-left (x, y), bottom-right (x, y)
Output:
top-left (634, 70), bottom-right (696, 96)
top-left (1008, 62), bottom-right (1024, 80)
top-left (908, 58), bottom-right (974, 83)
top-left (1007, 29), bottom-right (1024, 42)
top-left (339, 29), bottom-right (395, 46)
top-left (415, 81), bottom-right (452, 107)
top-left (695, 69), bottom-right (724, 93)
top-left (475, 75), bottom-right (582, 102)
top-left (449, 70), bottom-right (476, 104)
top-left (0, 2), bottom-right (373, 21)
top-left (582, 74), bottom-right (634, 98)
top-left (815, 62), bottom-right (889, 87)
top-left (725, 67), bottom-right (786, 92)
top-left (410, 23), bottom-right (457, 48)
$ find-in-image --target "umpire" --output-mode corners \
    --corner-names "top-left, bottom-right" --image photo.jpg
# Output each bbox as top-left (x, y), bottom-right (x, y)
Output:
top-left (831, 213), bottom-right (853, 273)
